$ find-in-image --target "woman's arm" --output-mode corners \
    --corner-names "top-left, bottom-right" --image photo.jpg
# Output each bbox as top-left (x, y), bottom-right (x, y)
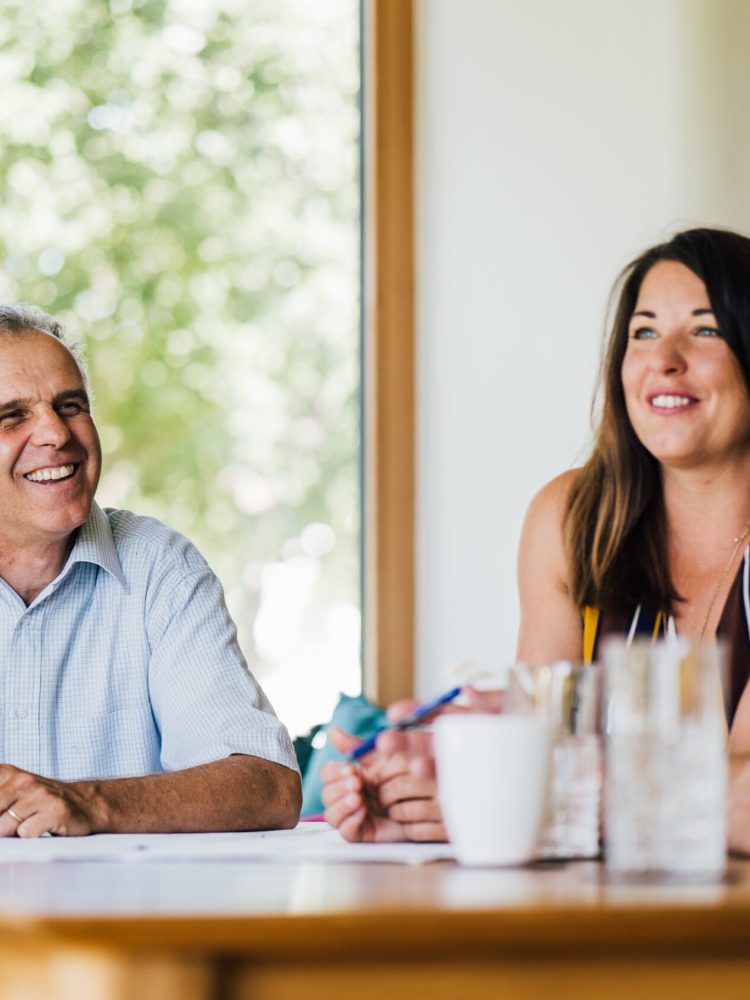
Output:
top-left (727, 686), bottom-right (750, 853)
top-left (516, 470), bottom-right (583, 664)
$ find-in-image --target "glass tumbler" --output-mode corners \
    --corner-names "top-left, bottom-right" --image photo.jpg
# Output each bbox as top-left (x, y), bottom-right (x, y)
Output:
top-left (507, 661), bottom-right (603, 859)
top-left (603, 637), bottom-right (727, 882)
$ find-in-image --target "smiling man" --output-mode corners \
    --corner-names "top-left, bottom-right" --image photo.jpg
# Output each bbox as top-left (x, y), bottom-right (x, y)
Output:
top-left (0, 304), bottom-right (300, 838)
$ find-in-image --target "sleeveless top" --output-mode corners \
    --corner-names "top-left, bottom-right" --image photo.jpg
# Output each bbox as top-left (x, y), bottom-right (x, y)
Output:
top-left (583, 546), bottom-right (750, 727)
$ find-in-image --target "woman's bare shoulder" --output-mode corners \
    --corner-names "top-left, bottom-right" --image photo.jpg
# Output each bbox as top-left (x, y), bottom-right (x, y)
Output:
top-left (517, 470), bottom-right (584, 660)
top-left (525, 468), bottom-right (582, 527)
top-left (520, 468), bottom-right (583, 580)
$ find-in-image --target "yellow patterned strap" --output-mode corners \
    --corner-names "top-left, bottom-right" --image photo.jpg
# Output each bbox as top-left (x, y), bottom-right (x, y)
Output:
top-left (652, 610), bottom-right (663, 640)
top-left (582, 606), bottom-right (599, 666)
top-left (582, 606), bottom-right (665, 665)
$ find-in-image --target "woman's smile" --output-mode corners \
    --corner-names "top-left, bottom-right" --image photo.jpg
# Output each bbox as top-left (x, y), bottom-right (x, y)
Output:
top-left (647, 392), bottom-right (697, 412)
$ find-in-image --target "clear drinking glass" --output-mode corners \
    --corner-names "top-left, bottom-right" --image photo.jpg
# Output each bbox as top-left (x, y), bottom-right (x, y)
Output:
top-left (507, 661), bottom-right (603, 859)
top-left (603, 638), bottom-right (727, 882)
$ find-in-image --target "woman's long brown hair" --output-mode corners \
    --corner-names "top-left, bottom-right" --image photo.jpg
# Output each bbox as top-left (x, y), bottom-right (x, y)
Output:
top-left (565, 228), bottom-right (750, 614)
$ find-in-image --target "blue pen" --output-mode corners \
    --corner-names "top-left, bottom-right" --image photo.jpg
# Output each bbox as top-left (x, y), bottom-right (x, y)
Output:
top-left (345, 686), bottom-right (463, 762)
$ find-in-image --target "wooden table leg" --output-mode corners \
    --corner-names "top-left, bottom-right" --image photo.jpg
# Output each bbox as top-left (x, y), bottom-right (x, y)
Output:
top-left (0, 944), bottom-right (213, 1000)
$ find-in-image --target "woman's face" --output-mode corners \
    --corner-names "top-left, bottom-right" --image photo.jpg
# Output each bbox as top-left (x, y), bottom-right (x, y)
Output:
top-left (621, 260), bottom-right (750, 471)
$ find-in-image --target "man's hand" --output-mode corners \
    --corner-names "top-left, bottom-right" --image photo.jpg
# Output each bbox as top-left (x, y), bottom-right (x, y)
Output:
top-left (0, 765), bottom-right (97, 838)
top-left (0, 755), bottom-right (301, 838)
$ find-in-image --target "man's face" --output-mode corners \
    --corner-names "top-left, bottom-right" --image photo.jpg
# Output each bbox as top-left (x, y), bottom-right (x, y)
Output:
top-left (0, 331), bottom-right (101, 553)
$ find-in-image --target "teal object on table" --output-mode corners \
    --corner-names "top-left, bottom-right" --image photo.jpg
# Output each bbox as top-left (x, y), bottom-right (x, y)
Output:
top-left (300, 693), bottom-right (388, 817)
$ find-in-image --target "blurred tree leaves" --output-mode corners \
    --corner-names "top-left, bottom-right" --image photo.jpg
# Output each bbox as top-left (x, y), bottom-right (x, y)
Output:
top-left (0, 0), bottom-right (360, 680)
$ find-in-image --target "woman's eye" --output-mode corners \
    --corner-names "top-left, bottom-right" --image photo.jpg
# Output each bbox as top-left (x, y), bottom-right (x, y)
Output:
top-left (694, 326), bottom-right (721, 338)
top-left (631, 327), bottom-right (657, 340)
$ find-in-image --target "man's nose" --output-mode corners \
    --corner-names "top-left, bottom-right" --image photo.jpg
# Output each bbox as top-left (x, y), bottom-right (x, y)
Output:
top-left (30, 406), bottom-right (71, 448)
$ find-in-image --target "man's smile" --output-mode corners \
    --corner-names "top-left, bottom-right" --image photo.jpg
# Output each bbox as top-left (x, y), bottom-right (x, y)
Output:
top-left (24, 463), bottom-right (78, 483)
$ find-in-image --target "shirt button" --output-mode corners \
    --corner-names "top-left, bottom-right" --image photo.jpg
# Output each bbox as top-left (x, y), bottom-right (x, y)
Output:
top-left (14, 708), bottom-right (28, 719)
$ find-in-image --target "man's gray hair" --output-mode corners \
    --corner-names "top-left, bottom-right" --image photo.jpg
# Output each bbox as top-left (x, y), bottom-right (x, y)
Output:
top-left (0, 303), bottom-right (89, 388)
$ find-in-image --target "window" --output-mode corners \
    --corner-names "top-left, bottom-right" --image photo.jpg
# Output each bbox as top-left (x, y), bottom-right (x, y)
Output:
top-left (0, 0), bottom-right (363, 734)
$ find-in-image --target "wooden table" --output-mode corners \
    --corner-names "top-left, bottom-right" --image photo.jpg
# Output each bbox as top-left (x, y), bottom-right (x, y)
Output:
top-left (0, 854), bottom-right (748, 1000)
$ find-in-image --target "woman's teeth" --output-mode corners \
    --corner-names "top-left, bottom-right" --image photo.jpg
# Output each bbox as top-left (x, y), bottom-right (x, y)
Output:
top-left (651, 395), bottom-right (693, 408)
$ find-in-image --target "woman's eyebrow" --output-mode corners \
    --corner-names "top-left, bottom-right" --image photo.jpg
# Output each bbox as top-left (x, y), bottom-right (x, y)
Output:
top-left (630, 307), bottom-right (715, 320)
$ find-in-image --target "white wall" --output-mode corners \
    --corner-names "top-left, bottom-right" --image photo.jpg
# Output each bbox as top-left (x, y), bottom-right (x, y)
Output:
top-left (415, 0), bottom-right (750, 694)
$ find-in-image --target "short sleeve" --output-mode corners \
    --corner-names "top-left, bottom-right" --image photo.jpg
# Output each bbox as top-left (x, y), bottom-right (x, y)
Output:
top-left (145, 551), bottom-right (298, 774)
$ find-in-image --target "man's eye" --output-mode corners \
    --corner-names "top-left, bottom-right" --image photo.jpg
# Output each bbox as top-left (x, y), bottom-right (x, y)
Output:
top-left (58, 402), bottom-right (84, 416)
top-left (0, 411), bottom-right (24, 426)
top-left (630, 327), bottom-right (657, 340)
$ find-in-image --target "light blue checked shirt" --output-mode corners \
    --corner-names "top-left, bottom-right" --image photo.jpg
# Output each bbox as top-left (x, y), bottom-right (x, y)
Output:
top-left (0, 503), bottom-right (297, 781)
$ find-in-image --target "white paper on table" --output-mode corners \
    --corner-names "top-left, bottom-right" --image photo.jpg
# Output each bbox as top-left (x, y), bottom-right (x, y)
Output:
top-left (0, 823), bottom-right (456, 865)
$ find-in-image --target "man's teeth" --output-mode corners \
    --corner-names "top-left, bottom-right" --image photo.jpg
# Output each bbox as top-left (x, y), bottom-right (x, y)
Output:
top-left (651, 395), bottom-right (694, 409)
top-left (25, 465), bottom-right (75, 482)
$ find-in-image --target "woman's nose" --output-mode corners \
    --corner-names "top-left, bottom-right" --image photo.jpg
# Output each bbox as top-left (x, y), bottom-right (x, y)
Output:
top-left (649, 337), bottom-right (687, 375)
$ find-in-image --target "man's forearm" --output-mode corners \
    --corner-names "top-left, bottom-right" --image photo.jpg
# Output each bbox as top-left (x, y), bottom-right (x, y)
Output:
top-left (82, 755), bottom-right (302, 833)
top-left (0, 755), bottom-right (301, 837)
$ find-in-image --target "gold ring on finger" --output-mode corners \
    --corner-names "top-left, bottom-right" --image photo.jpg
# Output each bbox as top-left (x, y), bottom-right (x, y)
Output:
top-left (5, 808), bottom-right (22, 824)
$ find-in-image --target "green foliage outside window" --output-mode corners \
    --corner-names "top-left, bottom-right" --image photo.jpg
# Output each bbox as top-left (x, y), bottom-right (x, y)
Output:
top-left (0, 0), bottom-right (361, 733)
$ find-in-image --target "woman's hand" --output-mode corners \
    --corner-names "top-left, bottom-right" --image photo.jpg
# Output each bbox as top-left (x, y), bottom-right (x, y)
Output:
top-left (321, 729), bottom-right (446, 842)
top-left (321, 728), bottom-right (417, 842)
top-left (376, 741), bottom-right (445, 841)
top-left (376, 687), bottom-right (503, 840)
top-left (321, 687), bottom-right (503, 843)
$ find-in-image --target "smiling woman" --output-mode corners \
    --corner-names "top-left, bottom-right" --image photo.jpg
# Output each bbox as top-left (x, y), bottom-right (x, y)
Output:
top-left (555, 230), bottom-right (750, 636)
top-left (322, 227), bottom-right (750, 850)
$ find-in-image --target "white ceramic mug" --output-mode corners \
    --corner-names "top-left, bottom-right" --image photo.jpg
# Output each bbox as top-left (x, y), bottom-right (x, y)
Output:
top-left (434, 714), bottom-right (553, 866)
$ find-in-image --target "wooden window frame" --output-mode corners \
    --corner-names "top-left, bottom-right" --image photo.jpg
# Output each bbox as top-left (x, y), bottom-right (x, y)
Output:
top-left (362, 0), bottom-right (415, 705)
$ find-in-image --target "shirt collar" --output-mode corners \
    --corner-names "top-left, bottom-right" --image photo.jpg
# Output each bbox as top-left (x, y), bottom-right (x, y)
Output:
top-left (65, 501), bottom-right (126, 586)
